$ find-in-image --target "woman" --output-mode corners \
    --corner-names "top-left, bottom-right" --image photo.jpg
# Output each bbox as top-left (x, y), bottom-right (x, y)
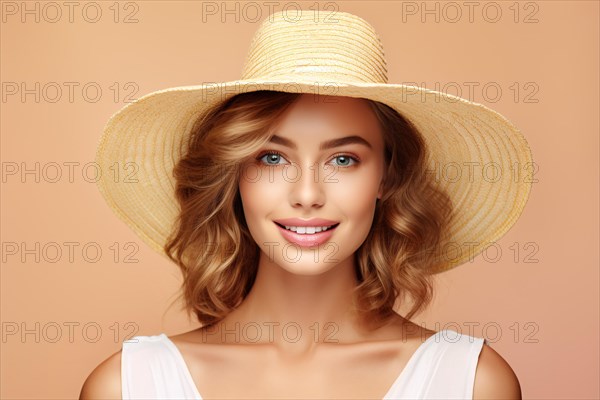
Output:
top-left (81, 10), bottom-right (530, 399)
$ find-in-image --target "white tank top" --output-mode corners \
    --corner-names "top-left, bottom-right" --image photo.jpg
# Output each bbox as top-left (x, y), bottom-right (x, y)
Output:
top-left (121, 328), bottom-right (486, 399)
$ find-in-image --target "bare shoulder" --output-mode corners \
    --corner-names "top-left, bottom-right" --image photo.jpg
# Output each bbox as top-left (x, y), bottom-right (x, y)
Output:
top-left (79, 349), bottom-right (122, 400)
top-left (473, 342), bottom-right (522, 399)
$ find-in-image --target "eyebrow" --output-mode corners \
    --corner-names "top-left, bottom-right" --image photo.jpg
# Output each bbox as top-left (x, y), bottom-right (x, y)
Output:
top-left (268, 135), bottom-right (373, 151)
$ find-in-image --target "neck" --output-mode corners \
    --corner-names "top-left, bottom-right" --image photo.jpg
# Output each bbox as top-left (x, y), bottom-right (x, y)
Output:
top-left (207, 251), bottom-right (386, 354)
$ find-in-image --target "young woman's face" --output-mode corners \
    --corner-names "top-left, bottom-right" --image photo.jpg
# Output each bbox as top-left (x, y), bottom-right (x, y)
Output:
top-left (239, 94), bottom-right (385, 275)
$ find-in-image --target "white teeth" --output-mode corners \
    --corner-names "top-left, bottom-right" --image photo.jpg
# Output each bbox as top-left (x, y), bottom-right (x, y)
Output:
top-left (283, 225), bottom-right (335, 234)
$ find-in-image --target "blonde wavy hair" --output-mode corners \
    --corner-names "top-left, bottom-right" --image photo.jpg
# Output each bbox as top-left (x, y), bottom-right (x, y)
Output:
top-left (164, 90), bottom-right (454, 329)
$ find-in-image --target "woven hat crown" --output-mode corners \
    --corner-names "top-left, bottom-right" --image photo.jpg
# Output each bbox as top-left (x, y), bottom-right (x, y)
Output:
top-left (241, 11), bottom-right (388, 84)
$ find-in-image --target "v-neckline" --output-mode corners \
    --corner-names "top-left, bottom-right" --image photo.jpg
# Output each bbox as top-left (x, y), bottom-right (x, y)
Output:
top-left (160, 329), bottom-right (443, 400)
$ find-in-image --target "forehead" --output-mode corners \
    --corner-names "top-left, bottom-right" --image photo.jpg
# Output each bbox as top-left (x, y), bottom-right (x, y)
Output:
top-left (274, 94), bottom-right (382, 144)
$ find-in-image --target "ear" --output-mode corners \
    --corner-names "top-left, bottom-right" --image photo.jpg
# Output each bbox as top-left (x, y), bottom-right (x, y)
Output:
top-left (377, 180), bottom-right (383, 199)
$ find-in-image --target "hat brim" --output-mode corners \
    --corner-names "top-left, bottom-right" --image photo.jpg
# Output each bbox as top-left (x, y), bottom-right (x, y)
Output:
top-left (95, 79), bottom-right (533, 273)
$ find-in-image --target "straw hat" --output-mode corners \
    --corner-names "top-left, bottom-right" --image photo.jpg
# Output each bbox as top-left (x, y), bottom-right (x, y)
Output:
top-left (95, 10), bottom-right (533, 273)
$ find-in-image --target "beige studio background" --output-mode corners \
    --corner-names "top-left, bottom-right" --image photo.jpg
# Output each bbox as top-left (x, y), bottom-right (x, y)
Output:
top-left (1, 0), bottom-right (598, 399)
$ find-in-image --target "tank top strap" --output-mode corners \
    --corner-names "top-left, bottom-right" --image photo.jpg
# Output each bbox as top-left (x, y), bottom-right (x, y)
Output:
top-left (121, 333), bottom-right (202, 399)
top-left (384, 329), bottom-right (486, 399)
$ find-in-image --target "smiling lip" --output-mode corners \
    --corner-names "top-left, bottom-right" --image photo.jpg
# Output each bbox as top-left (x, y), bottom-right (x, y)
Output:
top-left (273, 218), bottom-right (339, 227)
top-left (275, 222), bottom-right (339, 247)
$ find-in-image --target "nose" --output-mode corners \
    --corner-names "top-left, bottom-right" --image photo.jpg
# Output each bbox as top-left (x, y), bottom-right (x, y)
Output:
top-left (287, 160), bottom-right (326, 209)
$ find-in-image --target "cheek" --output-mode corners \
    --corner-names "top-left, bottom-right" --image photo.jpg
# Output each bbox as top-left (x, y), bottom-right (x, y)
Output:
top-left (331, 171), bottom-right (380, 232)
top-left (238, 168), bottom-right (281, 227)
top-left (239, 176), bottom-right (261, 220)
top-left (331, 170), bottom-right (379, 207)
top-left (335, 190), bottom-right (376, 230)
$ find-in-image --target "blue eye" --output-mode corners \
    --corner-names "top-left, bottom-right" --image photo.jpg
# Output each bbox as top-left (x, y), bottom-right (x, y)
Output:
top-left (258, 151), bottom-right (287, 166)
top-left (256, 151), bottom-right (360, 168)
top-left (331, 155), bottom-right (357, 167)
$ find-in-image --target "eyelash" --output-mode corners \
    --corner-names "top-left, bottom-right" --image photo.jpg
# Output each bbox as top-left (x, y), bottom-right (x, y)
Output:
top-left (256, 150), bottom-right (361, 168)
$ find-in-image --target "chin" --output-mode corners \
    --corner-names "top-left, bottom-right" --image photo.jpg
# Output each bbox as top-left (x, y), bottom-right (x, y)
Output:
top-left (271, 247), bottom-right (353, 276)
top-left (277, 261), bottom-right (338, 276)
